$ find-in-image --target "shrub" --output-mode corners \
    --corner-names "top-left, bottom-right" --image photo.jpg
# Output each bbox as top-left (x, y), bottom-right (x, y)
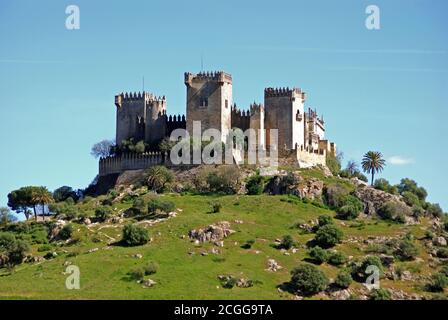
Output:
top-left (323, 184), bottom-right (350, 208)
top-left (314, 224), bottom-right (343, 248)
top-left (426, 273), bottom-right (448, 292)
top-left (377, 201), bottom-right (411, 223)
top-left (353, 256), bottom-right (383, 281)
top-left (373, 178), bottom-right (397, 194)
top-left (37, 244), bottom-right (52, 252)
top-left (95, 206), bottom-right (113, 221)
top-left (143, 262), bottom-right (158, 275)
top-left (335, 271), bottom-right (352, 288)
top-left (440, 266), bottom-right (448, 277)
top-left (336, 196), bottom-right (363, 220)
top-left (131, 198), bottom-right (147, 215)
top-left (210, 201), bottom-right (222, 213)
top-left (206, 166), bottom-right (241, 194)
top-left (0, 232), bottom-right (29, 267)
top-left (436, 248), bottom-right (448, 259)
top-left (58, 224), bottom-right (73, 240)
top-left (246, 175), bottom-right (264, 195)
top-left (395, 239), bottom-right (419, 261)
top-left (290, 264), bottom-right (329, 296)
top-left (241, 239), bottom-right (255, 249)
top-left (369, 288), bottom-right (391, 300)
top-left (122, 224), bottom-right (150, 246)
top-left (402, 191), bottom-right (421, 207)
top-left (426, 203), bottom-right (444, 219)
top-left (279, 235), bottom-right (295, 250)
top-left (328, 251), bottom-right (348, 266)
top-left (147, 198), bottom-right (175, 215)
top-left (318, 215), bottom-right (334, 227)
top-left (308, 246), bottom-right (329, 264)
top-left (326, 153), bottom-right (341, 176)
top-left (397, 178), bottom-right (427, 201)
top-left (129, 268), bottom-right (145, 281)
top-left (145, 166), bottom-right (174, 193)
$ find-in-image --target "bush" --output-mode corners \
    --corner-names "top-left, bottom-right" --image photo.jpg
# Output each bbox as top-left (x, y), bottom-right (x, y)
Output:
top-left (402, 191), bottom-right (421, 207)
top-left (318, 215), bottom-right (334, 227)
top-left (206, 166), bottom-right (241, 194)
top-left (145, 166), bottom-right (174, 193)
top-left (426, 273), bottom-right (448, 292)
top-left (373, 178), bottom-right (397, 194)
top-left (395, 239), bottom-right (419, 261)
top-left (210, 201), bottom-right (222, 213)
top-left (131, 198), bottom-right (147, 215)
top-left (397, 178), bottom-right (427, 201)
top-left (0, 232), bottom-right (29, 267)
top-left (143, 262), bottom-right (158, 275)
top-left (290, 264), bottom-right (329, 296)
top-left (326, 153), bottom-right (341, 176)
top-left (241, 239), bottom-right (255, 249)
top-left (95, 206), bottom-right (113, 221)
top-left (58, 224), bottom-right (73, 240)
top-left (335, 271), bottom-right (352, 289)
top-left (147, 198), bottom-right (175, 215)
top-left (122, 224), bottom-right (150, 246)
top-left (377, 201), bottom-right (411, 223)
top-left (279, 235), bottom-right (295, 250)
top-left (436, 248), bottom-right (448, 258)
top-left (129, 268), bottom-right (145, 281)
top-left (328, 251), bottom-right (348, 266)
top-left (426, 203), bottom-right (444, 218)
top-left (353, 256), bottom-right (383, 281)
top-left (336, 195), bottom-right (363, 220)
top-left (369, 288), bottom-right (391, 300)
top-left (314, 224), bottom-right (343, 248)
top-left (246, 174), bottom-right (265, 195)
top-left (308, 246), bottom-right (328, 264)
top-left (323, 184), bottom-right (350, 208)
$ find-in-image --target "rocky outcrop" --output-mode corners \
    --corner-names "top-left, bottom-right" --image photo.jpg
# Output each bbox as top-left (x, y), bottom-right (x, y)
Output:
top-left (189, 221), bottom-right (235, 243)
top-left (266, 259), bottom-right (282, 272)
top-left (354, 186), bottom-right (408, 216)
top-left (265, 172), bottom-right (323, 200)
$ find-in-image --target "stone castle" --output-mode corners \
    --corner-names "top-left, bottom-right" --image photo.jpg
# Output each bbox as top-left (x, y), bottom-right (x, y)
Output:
top-left (100, 71), bottom-right (336, 176)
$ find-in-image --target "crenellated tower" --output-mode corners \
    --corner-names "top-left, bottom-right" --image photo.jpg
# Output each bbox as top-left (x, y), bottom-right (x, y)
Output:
top-left (264, 87), bottom-right (306, 150)
top-left (184, 71), bottom-right (232, 142)
top-left (114, 92), bottom-right (167, 147)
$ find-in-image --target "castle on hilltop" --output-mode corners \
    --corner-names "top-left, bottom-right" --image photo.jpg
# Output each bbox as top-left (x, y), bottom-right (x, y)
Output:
top-left (100, 71), bottom-right (336, 176)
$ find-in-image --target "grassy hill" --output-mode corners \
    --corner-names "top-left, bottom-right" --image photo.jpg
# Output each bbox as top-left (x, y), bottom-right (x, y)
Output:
top-left (1, 177), bottom-right (446, 299)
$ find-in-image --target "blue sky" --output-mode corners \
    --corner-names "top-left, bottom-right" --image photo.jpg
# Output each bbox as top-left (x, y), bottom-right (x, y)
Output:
top-left (0, 0), bottom-right (447, 216)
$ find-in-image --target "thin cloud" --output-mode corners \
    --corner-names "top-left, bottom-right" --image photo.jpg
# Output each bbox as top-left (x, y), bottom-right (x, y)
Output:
top-left (388, 156), bottom-right (414, 165)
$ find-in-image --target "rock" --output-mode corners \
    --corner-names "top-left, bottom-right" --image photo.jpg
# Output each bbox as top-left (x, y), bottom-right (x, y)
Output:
top-left (266, 259), bottom-right (282, 272)
top-left (211, 247), bottom-right (219, 254)
top-left (236, 278), bottom-right (253, 288)
top-left (379, 254), bottom-right (395, 266)
top-left (141, 279), bottom-right (157, 288)
top-left (189, 221), bottom-right (234, 243)
top-left (433, 236), bottom-right (447, 246)
top-left (329, 289), bottom-right (351, 300)
top-left (63, 261), bottom-right (72, 266)
top-left (292, 248), bottom-right (298, 254)
top-left (234, 220), bottom-right (243, 224)
top-left (133, 254), bottom-right (143, 259)
top-left (201, 252), bottom-right (208, 256)
top-left (214, 241), bottom-right (224, 247)
top-left (400, 270), bottom-right (413, 281)
top-left (83, 218), bottom-right (92, 225)
top-left (88, 248), bottom-right (99, 253)
top-left (354, 186), bottom-right (410, 217)
top-left (168, 211), bottom-right (177, 217)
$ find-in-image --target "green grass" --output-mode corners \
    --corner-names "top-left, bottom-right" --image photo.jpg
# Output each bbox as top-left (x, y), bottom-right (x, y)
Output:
top-left (0, 194), bottom-right (439, 299)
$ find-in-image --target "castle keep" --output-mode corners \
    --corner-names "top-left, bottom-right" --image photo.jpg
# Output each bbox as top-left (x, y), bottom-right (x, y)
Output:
top-left (100, 71), bottom-right (336, 176)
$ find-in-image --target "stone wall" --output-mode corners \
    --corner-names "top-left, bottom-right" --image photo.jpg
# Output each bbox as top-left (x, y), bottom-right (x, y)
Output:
top-left (99, 153), bottom-right (164, 176)
top-left (295, 145), bottom-right (326, 168)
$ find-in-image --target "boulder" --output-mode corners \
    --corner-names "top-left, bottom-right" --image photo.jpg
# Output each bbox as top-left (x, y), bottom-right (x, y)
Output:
top-left (433, 236), bottom-right (447, 247)
top-left (354, 186), bottom-right (409, 216)
top-left (266, 259), bottom-right (282, 272)
top-left (141, 279), bottom-right (157, 288)
top-left (189, 221), bottom-right (234, 243)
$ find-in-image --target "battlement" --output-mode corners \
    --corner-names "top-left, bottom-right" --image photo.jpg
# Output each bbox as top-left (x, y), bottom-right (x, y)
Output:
top-left (250, 102), bottom-right (264, 115)
top-left (99, 152), bottom-right (165, 176)
top-left (115, 91), bottom-right (166, 108)
top-left (307, 107), bottom-right (324, 125)
top-left (184, 71), bottom-right (232, 85)
top-left (264, 87), bottom-right (306, 100)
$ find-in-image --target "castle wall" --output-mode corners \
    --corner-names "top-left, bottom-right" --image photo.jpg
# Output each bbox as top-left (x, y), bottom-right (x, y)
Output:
top-left (166, 114), bottom-right (186, 137)
top-left (231, 106), bottom-right (250, 131)
top-left (99, 153), bottom-right (164, 176)
top-left (295, 146), bottom-right (326, 168)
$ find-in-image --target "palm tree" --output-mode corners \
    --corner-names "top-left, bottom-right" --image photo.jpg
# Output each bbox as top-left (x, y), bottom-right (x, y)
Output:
top-left (346, 160), bottom-right (358, 176)
top-left (31, 187), bottom-right (54, 220)
top-left (361, 151), bottom-right (386, 185)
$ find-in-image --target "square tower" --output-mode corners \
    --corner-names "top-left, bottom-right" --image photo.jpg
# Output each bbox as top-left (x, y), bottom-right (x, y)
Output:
top-left (184, 71), bottom-right (232, 142)
top-left (264, 87), bottom-right (306, 150)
